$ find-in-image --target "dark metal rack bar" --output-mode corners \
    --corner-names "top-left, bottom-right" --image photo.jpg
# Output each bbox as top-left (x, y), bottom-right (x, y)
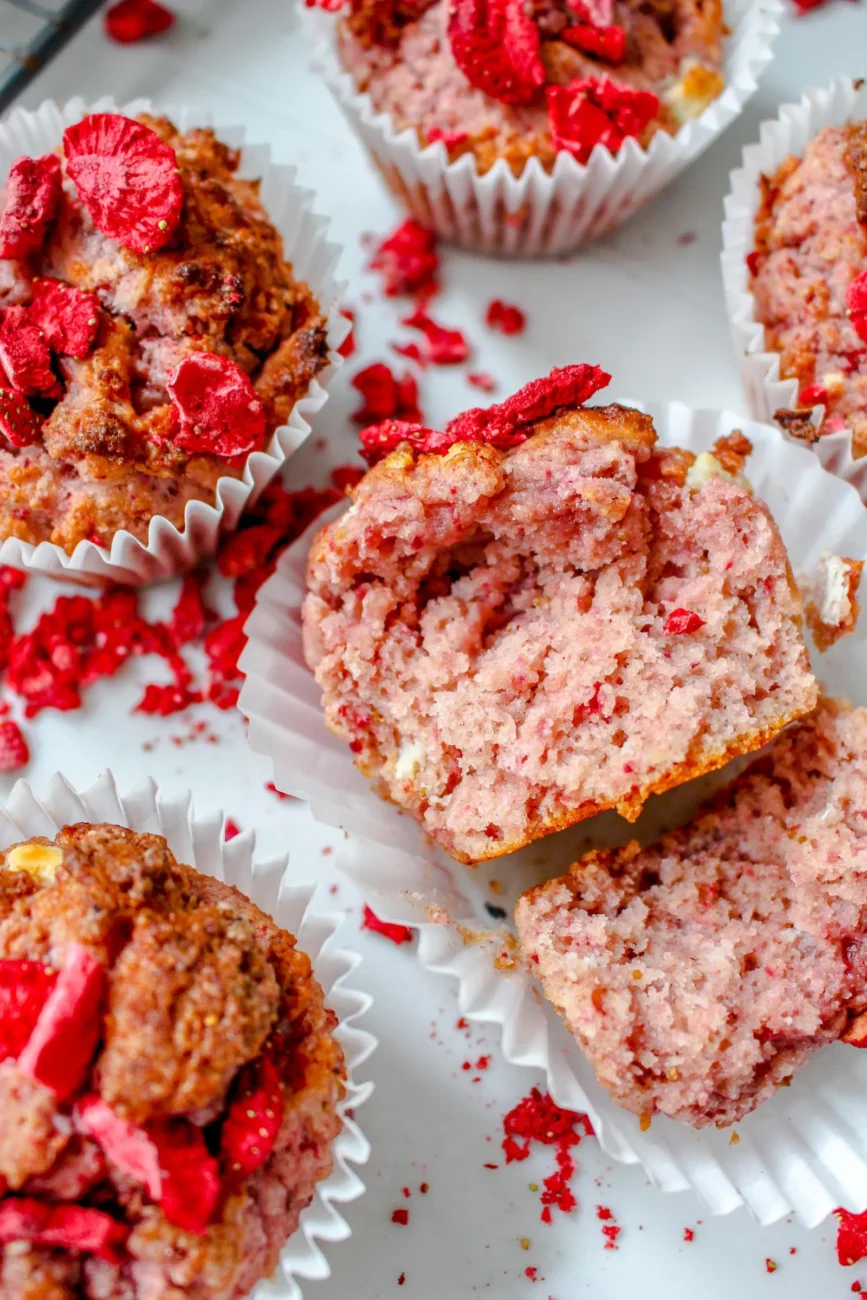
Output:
top-left (0, 0), bottom-right (104, 114)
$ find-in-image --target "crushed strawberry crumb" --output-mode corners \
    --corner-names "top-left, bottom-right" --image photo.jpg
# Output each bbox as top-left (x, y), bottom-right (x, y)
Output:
top-left (361, 905), bottom-right (414, 945)
top-left (224, 819), bottom-right (241, 841)
top-left (485, 300), bottom-right (526, 336)
top-left (399, 307), bottom-right (471, 366)
top-left (370, 220), bottom-right (439, 298)
top-left (0, 719), bottom-right (28, 771)
top-left (501, 1088), bottom-right (593, 1224)
top-left (391, 1208), bottom-right (409, 1226)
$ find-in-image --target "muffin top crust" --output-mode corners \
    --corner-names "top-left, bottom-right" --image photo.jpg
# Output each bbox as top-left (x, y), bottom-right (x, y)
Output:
top-left (751, 121), bottom-right (867, 457)
top-left (0, 822), bottom-right (344, 1299)
top-left (334, 0), bottom-right (726, 175)
top-left (0, 112), bottom-right (329, 552)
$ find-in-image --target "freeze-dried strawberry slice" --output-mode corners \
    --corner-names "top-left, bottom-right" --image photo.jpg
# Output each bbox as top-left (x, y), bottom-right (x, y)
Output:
top-left (0, 307), bottom-right (59, 397)
top-left (837, 1207), bottom-right (867, 1266)
top-left (448, 0), bottom-right (544, 106)
top-left (370, 220), bottom-right (439, 297)
top-left (352, 363), bottom-right (422, 424)
top-left (221, 1054), bottom-right (285, 1178)
top-left (0, 384), bottom-right (42, 447)
top-left (547, 77), bottom-right (660, 164)
top-left (561, 21), bottom-right (625, 63)
top-left (0, 155), bottom-right (63, 261)
top-left (62, 113), bottom-right (184, 255)
top-left (167, 352), bottom-right (266, 458)
top-left (486, 300), bottom-right (526, 335)
top-left (28, 278), bottom-right (100, 358)
top-left (0, 720), bottom-right (29, 771)
top-left (847, 271), bottom-right (867, 344)
top-left (75, 1096), bottom-right (162, 1197)
top-left (359, 419), bottom-right (448, 464)
top-left (18, 942), bottom-right (104, 1101)
top-left (400, 307), bottom-right (470, 365)
top-left (0, 960), bottom-right (57, 1063)
top-left (105, 0), bottom-right (175, 43)
top-left (0, 1198), bottom-right (127, 1264)
top-left (445, 362), bottom-right (611, 446)
top-left (151, 1121), bottom-right (221, 1235)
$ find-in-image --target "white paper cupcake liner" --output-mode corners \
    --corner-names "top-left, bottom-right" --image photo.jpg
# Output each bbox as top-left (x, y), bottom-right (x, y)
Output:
top-left (0, 96), bottom-right (348, 586)
top-left (0, 770), bottom-right (375, 1299)
top-left (310, 0), bottom-right (780, 256)
top-left (722, 74), bottom-right (867, 502)
top-left (240, 399), bottom-right (867, 1228)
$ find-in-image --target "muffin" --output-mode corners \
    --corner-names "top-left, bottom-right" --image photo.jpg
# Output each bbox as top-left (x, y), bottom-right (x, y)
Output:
top-left (0, 111), bottom-right (329, 554)
top-left (332, 0), bottom-right (727, 176)
top-left (0, 822), bottom-right (344, 1298)
top-left (750, 120), bottom-right (867, 456)
top-left (302, 366), bottom-right (818, 864)
top-left (334, 0), bottom-right (727, 176)
top-left (515, 701), bottom-right (867, 1129)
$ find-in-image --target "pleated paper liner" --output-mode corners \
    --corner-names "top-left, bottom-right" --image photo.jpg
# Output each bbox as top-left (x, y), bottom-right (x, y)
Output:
top-left (310, 0), bottom-right (781, 256)
top-left (0, 97), bottom-right (347, 585)
top-left (0, 770), bottom-right (376, 1298)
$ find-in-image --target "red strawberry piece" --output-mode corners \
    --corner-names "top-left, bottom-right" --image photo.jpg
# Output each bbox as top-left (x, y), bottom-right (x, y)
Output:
top-left (400, 307), bottom-right (470, 365)
top-left (352, 362), bottom-right (422, 424)
top-left (150, 1120), bottom-right (221, 1235)
top-left (370, 220), bottom-right (439, 298)
top-left (448, 0), bottom-right (544, 106)
top-left (303, 0), bottom-right (346, 8)
top-left (338, 308), bottom-right (356, 359)
top-left (427, 128), bottom-right (469, 150)
top-left (0, 384), bottom-right (43, 447)
top-left (485, 300), bottom-right (526, 335)
top-left (547, 77), bottom-right (659, 164)
top-left (134, 680), bottom-right (202, 717)
top-left (75, 1095), bottom-right (162, 1197)
top-left (837, 1208), bottom-right (867, 1266)
top-left (0, 719), bottom-right (29, 771)
top-left (167, 352), bottom-right (266, 458)
top-left (561, 21), bottom-right (625, 63)
top-left (104, 0), bottom-right (175, 43)
top-left (216, 524), bottom-right (283, 578)
top-left (0, 307), bottom-right (59, 397)
top-left (331, 463), bottom-right (365, 492)
top-left (169, 572), bottom-right (208, 644)
top-left (847, 271), bottom-right (867, 344)
top-left (221, 1054), bottom-right (285, 1178)
top-left (798, 383), bottom-right (828, 407)
top-left (359, 419), bottom-right (448, 465)
top-left (457, 362), bottom-right (611, 446)
top-left (664, 608), bottom-right (705, 635)
top-left (362, 905), bottom-right (414, 945)
top-left (0, 155), bottom-right (63, 260)
top-left (0, 1198), bottom-right (127, 1264)
top-left (567, 0), bottom-right (613, 21)
top-left (0, 959), bottom-right (57, 1063)
top-left (28, 278), bottom-right (100, 359)
top-left (18, 942), bottom-right (104, 1101)
top-left (62, 113), bottom-right (184, 255)
top-left (467, 371), bottom-right (496, 393)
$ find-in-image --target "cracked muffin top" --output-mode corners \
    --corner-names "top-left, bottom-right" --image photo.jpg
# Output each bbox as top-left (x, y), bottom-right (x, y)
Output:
top-left (303, 368), bottom-right (818, 864)
top-left (332, 0), bottom-right (727, 176)
top-left (0, 822), bottom-right (344, 1299)
top-left (0, 112), bottom-right (329, 553)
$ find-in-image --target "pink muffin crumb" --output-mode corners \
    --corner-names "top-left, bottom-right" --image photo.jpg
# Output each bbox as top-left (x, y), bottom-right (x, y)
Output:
top-left (515, 700), bottom-right (867, 1129)
top-left (302, 396), bottom-right (817, 865)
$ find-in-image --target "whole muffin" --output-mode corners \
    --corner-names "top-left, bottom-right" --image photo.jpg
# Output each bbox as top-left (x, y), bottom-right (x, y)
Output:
top-left (515, 701), bottom-right (867, 1129)
top-left (0, 822), bottom-right (344, 1299)
top-left (333, 0), bottom-right (726, 176)
top-left (0, 112), bottom-right (329, 553)
top-left (302, 367), bottom-right (818, 864)
top-left (750, 120), bottom-right (867, 456)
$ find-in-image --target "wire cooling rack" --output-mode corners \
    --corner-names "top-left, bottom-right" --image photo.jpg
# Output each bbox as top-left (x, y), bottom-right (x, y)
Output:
top-left (0, 0), bottom-right (104, 112)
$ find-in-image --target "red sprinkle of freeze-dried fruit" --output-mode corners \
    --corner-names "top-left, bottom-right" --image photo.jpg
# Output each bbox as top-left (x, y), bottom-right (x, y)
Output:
top-left (798, 383), bottom-right (828, 407)
top-left (663, 608), bottom-right (705, 635)
top-left (0, 719), bottom-right (29, 771)
top-left (62, 113), bottom-right (184, 255)
top-left (485, 300), bottom-right (526, 335)
top-left (0, 960), bottom-right (57, 1063)
top-left (400, 307), bottom-right (471, 365)
top-left (547, 77), bottom-right (660, 164)
top-left (352, 362), bottom-right (422, 424)
top-left (167, 352), bottom-right (266, 458)
top-left (362, 905), bottom-right (414, 945)
top-left (561, 22), bottom-right (625, 62)
top-left (427, 127), bottom-right (469, 149)
top-left (0, 154), bottom-right (62, 260)
top-left (304, 0), bottom-right (346, 9)
top-left (838, 1208), bottom-right (867, 1266)
top-left (358, 419), bottom-right (446, 464)
top-left (0, 385), bottom-right (41, 447)
top-left (501, 1088), bottom-right (593, 1222)
top-left (0, 1199), bottom-right (128, 1265)
top-left (370, 220), bottom-right (439, 298)
top-left (221, 1054), bottom-right (285, 1178)
top-left (847, 271), bottom-right (867, 344)
top-left (0, 307), bottom-right (59, 397)
top-left (149, 1121), bottom-right (221, 1235)
top-left (104, 0), bottom-right (175, 43)
top-left (391, 1208), bottom-right (409, 1225)
top-left (338, 308), bottom-right (356, 359)
top-left (19, 943), bottom-right (104, 1100)
top-left (468, 371), bottom-right (496, 392)
top-left (448, 0), bottom-right (545, 106)
top-left (28, 278), bottom-right (100, 359)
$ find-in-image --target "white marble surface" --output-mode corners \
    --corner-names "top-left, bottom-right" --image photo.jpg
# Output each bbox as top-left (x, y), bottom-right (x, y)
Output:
top-left (5, 1), bottom-right (867, 1296)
